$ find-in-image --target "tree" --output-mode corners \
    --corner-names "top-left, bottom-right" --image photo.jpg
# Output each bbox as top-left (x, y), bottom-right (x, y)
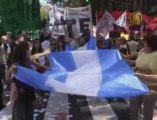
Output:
top-left (40, 5), bottom-right (51, 20)
top-left (0, 0), bottom-right (41, 31)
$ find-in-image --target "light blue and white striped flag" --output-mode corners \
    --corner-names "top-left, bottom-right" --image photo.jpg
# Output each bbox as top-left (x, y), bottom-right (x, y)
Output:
top-left (15, 50), bottom-right (148, 98)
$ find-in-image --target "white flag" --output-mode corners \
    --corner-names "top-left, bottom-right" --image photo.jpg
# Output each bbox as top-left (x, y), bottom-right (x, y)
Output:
top-left (96, 11), bottom-right (116, 36)
top-left (116, 12), bottom-right (127, 28)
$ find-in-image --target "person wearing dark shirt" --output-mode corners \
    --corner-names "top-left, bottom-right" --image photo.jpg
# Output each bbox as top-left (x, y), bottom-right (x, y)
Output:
top-left (6, 40), bottom-right (50, 120)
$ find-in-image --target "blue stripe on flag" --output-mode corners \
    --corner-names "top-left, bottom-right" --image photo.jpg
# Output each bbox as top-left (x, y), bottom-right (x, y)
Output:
top-left (45, 51), bottom-right (77, 83)
top-left (87, 36), bottom-right (97, 50)
top-left (97, 50), bottom-right (148, 98)
top-left (15, 66), bottom-right (52, 91)
top-left (65, 44), bottom-right (75, 51)
top-left (49, 52), bottom-right (77, 71)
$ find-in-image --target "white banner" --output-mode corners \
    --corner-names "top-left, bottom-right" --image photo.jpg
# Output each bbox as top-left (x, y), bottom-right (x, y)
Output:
top-left (66, 5), bottom-right (92, 37)
top-left (49, 6), bottom-right (66, 35)
top-left (96, 11), bottom-right (116, 37)
top-left (49, 5), bottom-right (92, 37)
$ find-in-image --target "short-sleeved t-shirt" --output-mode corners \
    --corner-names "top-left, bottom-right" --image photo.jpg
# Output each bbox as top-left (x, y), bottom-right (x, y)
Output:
top-left (136, 50), bottom-right (157, 86)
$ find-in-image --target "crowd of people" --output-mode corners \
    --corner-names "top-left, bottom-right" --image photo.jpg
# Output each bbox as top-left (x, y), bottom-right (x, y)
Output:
top-left (0, 29), bottom-right (157, 120)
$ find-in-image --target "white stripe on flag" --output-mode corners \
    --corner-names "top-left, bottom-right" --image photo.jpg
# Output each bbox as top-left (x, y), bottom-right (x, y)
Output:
top-left (86, 97), bottom-right (118, 120)
top-left (65, 51), bottom-right (102, 96)
top-left (44, 93), bottom-right (69, 120)
top-left (77, 44), bottom-right (87, 50)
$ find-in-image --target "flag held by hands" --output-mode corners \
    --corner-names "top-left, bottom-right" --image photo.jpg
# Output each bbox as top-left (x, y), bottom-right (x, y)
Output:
top-left (15, 50), bottom-right (148, 98)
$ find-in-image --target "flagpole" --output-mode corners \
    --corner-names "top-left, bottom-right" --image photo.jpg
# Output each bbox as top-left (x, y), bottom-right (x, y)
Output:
top-left (125, 10), bottom-right (127, 30)
top-left (89, 4), bottom-right (94, 37)
top-left (140, 16), bottom-right (144, 39)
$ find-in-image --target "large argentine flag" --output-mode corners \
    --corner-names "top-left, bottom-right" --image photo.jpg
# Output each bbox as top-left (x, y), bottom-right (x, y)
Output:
top-left (15, 50), bottom-right (148, 98)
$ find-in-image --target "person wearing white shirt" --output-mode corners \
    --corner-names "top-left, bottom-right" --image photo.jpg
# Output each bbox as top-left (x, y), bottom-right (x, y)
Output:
top-left (127, 39), bottom-right (139, 55)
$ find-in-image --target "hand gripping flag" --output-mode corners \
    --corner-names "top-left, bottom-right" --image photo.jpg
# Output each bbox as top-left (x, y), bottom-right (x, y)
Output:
top-left (15, 50), bottom-right (148, 98)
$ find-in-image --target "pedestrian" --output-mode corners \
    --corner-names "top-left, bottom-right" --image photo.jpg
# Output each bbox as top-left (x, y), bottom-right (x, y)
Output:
top-left (0, 35), bottom-right (11, 110)
top-left (6, 41), bottom-right (50, 120)
top-left (127, 36), bottom-right (139, 55)
top-left (127, 34), bottom-right (157, 120)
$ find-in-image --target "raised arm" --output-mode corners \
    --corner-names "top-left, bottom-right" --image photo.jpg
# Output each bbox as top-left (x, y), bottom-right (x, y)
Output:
top-left (30, 48), bottom-right (51, 71)
top-left (30, 48), bottom-right (51, 61)
top-left (6, 64), bottom-right (17, 82)
top-left (121, 52), bottom-right (138, 60)
top-left (135, 73), bottom-right (157, 83)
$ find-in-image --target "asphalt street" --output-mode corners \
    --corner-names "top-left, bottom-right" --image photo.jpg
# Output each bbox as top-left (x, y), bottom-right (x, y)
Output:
top-left (2, 91), bottom-right (157, 120)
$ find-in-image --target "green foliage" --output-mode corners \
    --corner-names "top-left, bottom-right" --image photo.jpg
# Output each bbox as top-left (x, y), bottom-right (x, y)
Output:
top-left (40, 5), bottom-right (50, 20)
top-left (0, 0), bottom-right (41, 31)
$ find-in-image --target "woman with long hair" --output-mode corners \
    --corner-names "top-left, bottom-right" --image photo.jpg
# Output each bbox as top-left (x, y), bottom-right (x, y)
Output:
top-left (56, 35), bottom-right (66, 51)
top-left (6, 41), bottom-right (50, 120)
top-left (31, 39), bottom-right (43, 55)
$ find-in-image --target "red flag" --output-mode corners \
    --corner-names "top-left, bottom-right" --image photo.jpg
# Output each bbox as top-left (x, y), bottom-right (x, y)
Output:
top-left (147, 17), bottom-right (157, 31)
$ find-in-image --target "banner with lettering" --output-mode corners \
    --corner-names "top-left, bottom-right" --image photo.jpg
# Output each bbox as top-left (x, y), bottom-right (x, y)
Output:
top-left (66, 5), bottom-right (92, 37)
top-left (49, 6), bottom-right (66, 35)
top-left (49, 5), bottom-right (92, 37)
